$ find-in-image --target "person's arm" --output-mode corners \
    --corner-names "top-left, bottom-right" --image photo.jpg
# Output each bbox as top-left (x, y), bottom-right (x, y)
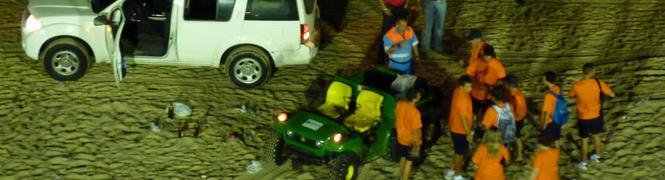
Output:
top-left (461, 116), bottom-right (473, 142)
top-left (601, 80), bottom-right (616, 98)
top-left (387, 44), bottom-right (400, 54)
top-left (412, 46), bottom-right (420, 61)
top-left (411, 31), bottom-right (420, 61)
top-left (542, 112), bottom-right (550, 129)
top-left (384, 36), bottom-right (400, 55)
top-left (481, 109), bottom-right (494, 129)
top-left (502, 146), bottom-right (511, 164)
top-left (568, 86), bottom-right (577, 99)
top-left (530, 168), bottom-right (540, 180)
top-left (412, 128), bottom-right (421, 156)
top-left (378, 0), bottom-right (392, 16)
top-left (461, 116), bottom-right (471, 135)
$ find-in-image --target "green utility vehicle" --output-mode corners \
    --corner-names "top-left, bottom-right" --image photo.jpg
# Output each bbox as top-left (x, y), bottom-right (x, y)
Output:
top-left (266, 67), bottom-right (443, 179)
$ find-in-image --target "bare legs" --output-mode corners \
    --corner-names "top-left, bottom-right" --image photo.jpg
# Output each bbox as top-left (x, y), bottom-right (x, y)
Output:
top-left (400, 157), bottom-right (413, 180)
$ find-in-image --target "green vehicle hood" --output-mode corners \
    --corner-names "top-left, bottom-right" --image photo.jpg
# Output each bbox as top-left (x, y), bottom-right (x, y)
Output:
top-left (282, 110), bottom-right (350, 141)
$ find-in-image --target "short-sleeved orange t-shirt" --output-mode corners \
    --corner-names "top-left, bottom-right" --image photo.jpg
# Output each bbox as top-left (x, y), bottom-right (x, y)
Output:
top-left (482, 102), bottom-right (510, 129)
top-left (467, 58), bottom-right (507, 100)
top-left (449, 87), bottom-right (474, 134)
top-left (569, 79), bottom-right (614, 120)
top-left (541, 86), bottom-right (561, 124)
top-left (395, 101), bottom-right (423, 146)
top-left (472, 144), bottom-right (510, 180)
top-left (509, 88), bottom-right (527, 121)
top-left (533, 147), bottom-right (560, 180)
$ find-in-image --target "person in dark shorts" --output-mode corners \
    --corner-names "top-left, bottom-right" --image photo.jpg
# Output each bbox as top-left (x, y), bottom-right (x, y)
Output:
top-left (467, 45), bottom-right (506, 142)
top-left (540, 71), bottom-right (562, 140)
top-left (444, 75), bottom-right (473, 180)
top-left (569, 63), bottom-right (615, 170)
top-left (395, 88), bottom-right (423, 180)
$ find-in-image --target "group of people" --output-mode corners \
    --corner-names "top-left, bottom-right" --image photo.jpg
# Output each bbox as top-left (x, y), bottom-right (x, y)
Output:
top-left (382, 1), bottom-right (617, 179)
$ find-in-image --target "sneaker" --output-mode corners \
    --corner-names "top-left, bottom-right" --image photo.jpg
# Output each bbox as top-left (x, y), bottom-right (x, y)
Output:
top-left (577, 161), bottom-right (589, 171)
top-left (444, 169), bottom-right (455, 180)
top-left (452, 175), bottom-right (466, 180)
top-left (590, 154), bottom-right (601, 163)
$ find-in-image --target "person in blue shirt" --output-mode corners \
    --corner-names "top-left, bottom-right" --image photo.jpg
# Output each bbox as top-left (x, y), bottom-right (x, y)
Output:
top-left (384, 18), bottom-right (421, 74)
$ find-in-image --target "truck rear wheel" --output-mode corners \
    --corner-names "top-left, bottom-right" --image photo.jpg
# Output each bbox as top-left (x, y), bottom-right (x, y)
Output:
top-left (330, 153), bottom-right (360, 180)
top-left (264, 132), bottom-right (286, 165)
top-left (41, 38), bottom-right (91, 81)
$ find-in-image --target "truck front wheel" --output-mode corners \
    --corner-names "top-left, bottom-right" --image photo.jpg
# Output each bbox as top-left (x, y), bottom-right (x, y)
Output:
top-left (42, 38), bottom-right (91, 81)
top-left (330, 153), bottom-right (360, 180)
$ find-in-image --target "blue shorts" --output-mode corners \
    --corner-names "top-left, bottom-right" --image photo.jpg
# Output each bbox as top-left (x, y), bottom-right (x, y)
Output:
top-left (389, 60), bottom-right (413, 74)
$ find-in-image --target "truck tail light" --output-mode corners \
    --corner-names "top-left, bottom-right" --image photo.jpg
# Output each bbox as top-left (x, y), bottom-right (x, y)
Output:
top-left (300, 24), bottom-right (310, 43)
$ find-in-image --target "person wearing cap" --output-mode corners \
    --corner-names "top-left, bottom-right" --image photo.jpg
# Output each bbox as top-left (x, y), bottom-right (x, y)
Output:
top-left (464, 29), bottom-right (487, 67)
top-left (467, 45), bottom-right (506, 140)
top-left (464, 30), bottom-right (490, 124)
top-left (384, 18), bottom-right (421, 74)
top-left (420, 0), bottom-right (447, 57)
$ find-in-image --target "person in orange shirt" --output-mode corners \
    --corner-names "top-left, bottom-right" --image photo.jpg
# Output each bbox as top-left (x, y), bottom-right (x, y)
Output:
top-left (472, 127), bottom-right (510, 180)
top-left (505, 74), bottom-right (527, 161)
top-left (481, 85), bottom-right (512, 130)
top-left (569, 63), bottom-right (615, 170)
top-left (445, 75), bottom-right (473, 180)
top-left (465, 29), bottom-right (487, 67)
top-left (530, 136), bottom-right (560, 180)
top-left (469, 45), bottom-right (507, 141)
top-left (395, 88), bottom-right (423, 180)
top-left (541, 71), bottom-right (562, 140)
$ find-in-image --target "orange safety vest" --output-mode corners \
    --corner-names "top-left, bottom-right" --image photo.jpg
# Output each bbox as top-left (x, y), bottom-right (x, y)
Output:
top-left (385, 26), bottom-right (415, 45)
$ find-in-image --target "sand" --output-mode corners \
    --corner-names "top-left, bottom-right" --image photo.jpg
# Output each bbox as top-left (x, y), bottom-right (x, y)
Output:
top-left (1, 0), bottom-right (664, 179)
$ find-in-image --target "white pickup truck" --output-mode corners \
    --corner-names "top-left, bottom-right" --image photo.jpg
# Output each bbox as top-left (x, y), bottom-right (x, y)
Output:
top-left (21, 0), bottom-right (319, 88)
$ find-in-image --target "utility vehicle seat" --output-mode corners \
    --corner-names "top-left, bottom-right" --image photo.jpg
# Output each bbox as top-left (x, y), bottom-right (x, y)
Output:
top-left (318, 81), bottom-right (352, 119)
top-left (344, 90), bottom-right (383, 133)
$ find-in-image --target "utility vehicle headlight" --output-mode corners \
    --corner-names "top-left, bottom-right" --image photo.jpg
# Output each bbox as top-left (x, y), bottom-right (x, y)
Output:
top-left (277, 112), bottom-right (288, 123)
top-left (332, 133), bottom-right (343, 143)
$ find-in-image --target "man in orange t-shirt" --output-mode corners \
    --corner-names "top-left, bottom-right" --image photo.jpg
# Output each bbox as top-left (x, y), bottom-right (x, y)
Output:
top-left (444, 75), bottom-right (473, 180)
top-left (469, 45), bottom-right (506, 141)
top-left (395, 88), bottom-right (423, 180)
top-left (541, 71), bottom-right (562, 140)
top-left (569, 63), bottom-right (615, 170)
top-left (530, 136), bottom-right (560, 180)
top-left (505, 74), bottom-right (527, 161)
top-left (472, 127), bottom-right (510, 180)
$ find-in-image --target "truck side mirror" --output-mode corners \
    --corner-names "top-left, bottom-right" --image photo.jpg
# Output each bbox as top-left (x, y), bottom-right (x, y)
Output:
top-left (94, 15), bottom-right (108, 26)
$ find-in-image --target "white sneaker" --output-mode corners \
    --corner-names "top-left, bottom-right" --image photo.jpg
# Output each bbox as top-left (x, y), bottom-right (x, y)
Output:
top-left (444, 170), bottom-right (455, 180)
top-left (577, 161), bottom-right (589, 171)
top-left (590, 154), bottom-right (601, 163)
top-left (452, 175), bottom-right (466, 180)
